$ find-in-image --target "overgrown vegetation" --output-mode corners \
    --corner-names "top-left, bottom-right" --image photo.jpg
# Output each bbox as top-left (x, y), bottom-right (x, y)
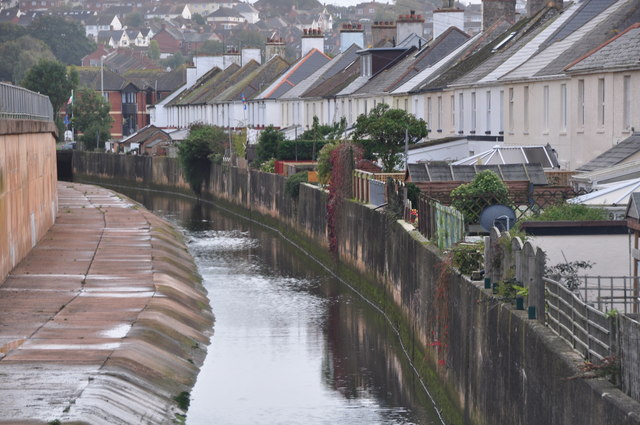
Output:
top-left (178, 123), bottom-right (227, 194)
top-left (528, 203), bottom-right (608, 221)
top-left (174, 391), bottom-right (191, 410)
top-left (72, 87), bottom-right (113, 150)
top-left (450, 170), bottom-right (510, 224)
top-left (285, 171), bottom-right (308, 199)
top-left (255, 125), bottom-right (284, 164)
top-left (546, 259), bottom-right (594, 291)
top-left (450, 242), bottom-right (483, 275)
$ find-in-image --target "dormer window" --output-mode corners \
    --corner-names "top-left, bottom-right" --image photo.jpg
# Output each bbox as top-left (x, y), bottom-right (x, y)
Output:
top-left (361, 54), bottom-right (372, 77)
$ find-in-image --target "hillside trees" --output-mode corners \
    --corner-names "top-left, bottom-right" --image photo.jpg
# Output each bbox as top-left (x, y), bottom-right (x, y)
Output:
top-left (28, 15), bottom-right (96, 65)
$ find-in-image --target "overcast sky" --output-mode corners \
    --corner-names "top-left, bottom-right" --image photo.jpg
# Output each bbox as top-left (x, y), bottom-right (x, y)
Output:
top-left (317, 0), bottom-right (480, 7)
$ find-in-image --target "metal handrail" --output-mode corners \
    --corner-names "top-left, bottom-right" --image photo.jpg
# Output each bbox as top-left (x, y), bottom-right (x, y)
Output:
top-left (0, 82), bottom-right (54, 121)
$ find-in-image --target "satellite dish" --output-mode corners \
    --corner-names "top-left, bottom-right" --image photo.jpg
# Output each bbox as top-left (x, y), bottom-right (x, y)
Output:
top-left (480, 204), bottom-right (517, 232)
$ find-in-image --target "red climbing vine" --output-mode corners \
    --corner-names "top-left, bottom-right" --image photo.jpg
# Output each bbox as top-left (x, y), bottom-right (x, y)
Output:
top-left (327, 142), bottom-right (363, 255)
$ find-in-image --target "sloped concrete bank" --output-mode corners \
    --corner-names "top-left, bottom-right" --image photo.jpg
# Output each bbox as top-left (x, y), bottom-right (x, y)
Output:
top-left (0, 182), bottom-right (213, 425)
top-left (73, 152), bottom-right (640, 425)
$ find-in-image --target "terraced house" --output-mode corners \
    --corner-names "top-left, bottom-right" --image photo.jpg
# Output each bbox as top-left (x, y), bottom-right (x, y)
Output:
top-left (149, 0), bottom-right (640, 172)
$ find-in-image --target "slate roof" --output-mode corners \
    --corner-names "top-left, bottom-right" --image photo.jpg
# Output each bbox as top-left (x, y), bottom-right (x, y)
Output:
top-left (214, 56), bottom-right (290, 102)
top-left (277, 44), bottom-right (361, 100)
top-left (389, 26), bottom-right (471, 92)
top-left (505, 0), bottom-right (637, 81)
top-left (566, 23), bottom-right (640, 73)
top-left (259, 49), bottom-right (330, 99)
top-left (353, 47), bottom-right (418, 96)
top-left (452, 7), bottom-right (560, 87)
top-left (303, 59), bottom-right (360, 98)
top-left (120, 125), bottom-right (169, 145)
top-left (77, 67), bottom-right (131, 91)
top-left (168, 66), bottom-right (228, 105)
top-left (208, 7), bottom-right (243, 19)
top-left (577, 133), bottom-right (640, 172)
top-left (408, 17), bottom-right (514, 93)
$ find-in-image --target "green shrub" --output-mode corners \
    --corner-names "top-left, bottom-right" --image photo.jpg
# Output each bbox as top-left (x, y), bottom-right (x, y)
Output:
top-left (528, 203), bottom-right (608, 221)
top-left (285, 171), bottom-right (308, 199)
top-left (451, 170), bottom-right (510, 223)
top-left (451, 242), bottom-right (483, 275)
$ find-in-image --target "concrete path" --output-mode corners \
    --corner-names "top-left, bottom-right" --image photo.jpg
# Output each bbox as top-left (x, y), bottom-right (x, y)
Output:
top-left (0, 182), bottom-right (213, 425)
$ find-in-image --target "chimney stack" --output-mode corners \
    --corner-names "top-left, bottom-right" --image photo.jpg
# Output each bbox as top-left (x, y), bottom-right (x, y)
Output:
top-left (242, 48), bottom-right (261, 66)
top-left (432, 8), bottom-right (464, 39)
top-left (396, 10), bottom-right (425, 43)
top-left (265, 34), bottom-right (286, 60)
top-left (301, 27), bottom-right (324, 57)
top-left (482, 0), bottom-right (516, 31)
top-left (371, 21), bottom-right (396, 47)
top-left (339, 22), bottom-right (364, 52)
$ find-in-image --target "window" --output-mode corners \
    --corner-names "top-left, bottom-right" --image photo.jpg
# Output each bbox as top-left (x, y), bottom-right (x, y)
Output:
top-left (450, 95), bottom-right (455, 130)
top-left (623, 76), bottom-right (631, 130)
top-left (523, 86), bottom-right (529, 133)
top-left (437, 96), bottom-right (442, 131)
top-left (458, 93), bottom-right (464, 132)
top-left (486, 91), bottom-right (491, 132)
top-left (471, 92), bottom-right (476, 133)
top-left (508, 88), bottom-right (514, 132)
top-left (404, 98), bottom-right (408, 112)
top-left (543, 85), bottom-right (549, 132)
top-left (123, 91), bottom-right (136, 104)
top-left (361, 55), bottom-right (372, 77)
top-left (427, 97), bottom-right (432, 129)
top-left (364, 99), bottom-right (368, 116)
top-left (598, 78), bottom-right (605, 127)
top-left (560, 84), bottom-right (567, 132)
top-left (102, 92), bottom-right (109, 102)
top-left (499, 90), bottom-right (504, 133)
top-left (578, 79), bottom-right (585, 128)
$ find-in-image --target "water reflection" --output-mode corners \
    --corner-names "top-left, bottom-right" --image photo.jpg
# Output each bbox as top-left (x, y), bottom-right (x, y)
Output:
top-left (116, 188), bottom-right (443, 425)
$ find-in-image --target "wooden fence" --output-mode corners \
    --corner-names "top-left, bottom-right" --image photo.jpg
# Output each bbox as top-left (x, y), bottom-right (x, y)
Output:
top-left (418, 197), bottom-right (464, 249)
top-left (545, 276), bottom-right (614, 362)
top-left (353, 170), bottom-right (404, 204)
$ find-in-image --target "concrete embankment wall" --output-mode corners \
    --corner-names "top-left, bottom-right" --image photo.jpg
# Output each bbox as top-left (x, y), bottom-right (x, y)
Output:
top-left (0, 120), bottom-right (58, 282)
top-left (73, 152), bottom-right (640, 425)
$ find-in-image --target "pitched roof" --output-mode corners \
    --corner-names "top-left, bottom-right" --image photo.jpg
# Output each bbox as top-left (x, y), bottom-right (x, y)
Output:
top-left (504, 0), bottom-right (637, 81)
top-left (214, 56), bottom-right (290, 102)
top-left (566, 23), bottom-right (640, 73)
top-left (407, 17), bottom-right (513, 93)
top-left (168, 66), bottom-right (229, 105)
top-left (77, 67), bottom-right (131, 91)
top-left (303, 58), bottom-right (360, 98)
top-left (280, 43), bottom-right (361, 100)
top-left (259, 49), bottom-right (330, 99)
top-left (407, 162), bottom-right (548, 185)
top-left (577, 133), bottom-right (640, 172)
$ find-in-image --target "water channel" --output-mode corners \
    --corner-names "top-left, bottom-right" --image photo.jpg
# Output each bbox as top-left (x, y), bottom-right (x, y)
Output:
top-left (117, 189), bottom-right (445, 425)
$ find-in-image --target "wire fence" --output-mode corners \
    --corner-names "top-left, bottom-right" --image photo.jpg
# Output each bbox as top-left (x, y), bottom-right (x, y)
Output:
top-left (0, 82), bottom-right (54, 121)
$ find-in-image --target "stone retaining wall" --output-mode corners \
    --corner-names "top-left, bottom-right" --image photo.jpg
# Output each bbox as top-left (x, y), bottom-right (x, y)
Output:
top-left (0, 120), bottom-right (58, 282)
top-left (73, 152), bottom-right (640, 425)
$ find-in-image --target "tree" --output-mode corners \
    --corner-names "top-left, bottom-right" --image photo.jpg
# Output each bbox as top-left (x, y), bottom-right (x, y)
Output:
top-left (0, 22), bottom-right (27, 43)
top-left (352, 103), bottom-right (428, 172)
top-left (21, 60), bottom-right (78, 116)
top-left (72, 88), bottom-right (113, 150)
top-left (199, 40), bottom-right (223, 55)
top-left (178, 123), bottom-right (227, 194)
top-left (125, 11), bottom-right (144, 28)
top-left (192, 13), bottom-right (206, 26)
top-left (148, 40), bottom-right (161, 60)
top-left (0, 36), bottom-right (55, 83)
top-left (256, 125), bottom-right (284, 164)
top-left (28, 15), bottom-right (96, 65)
top-left (160, 52), bottom-right (185, 70)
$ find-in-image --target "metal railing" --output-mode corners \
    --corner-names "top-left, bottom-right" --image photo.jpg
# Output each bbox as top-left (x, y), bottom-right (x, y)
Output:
top-left (0, 82), bottom-right (54, 121)
top-left (576, 276), bottom-right (640, 315)
top-left (545, 276), bottom-right (614, 361)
